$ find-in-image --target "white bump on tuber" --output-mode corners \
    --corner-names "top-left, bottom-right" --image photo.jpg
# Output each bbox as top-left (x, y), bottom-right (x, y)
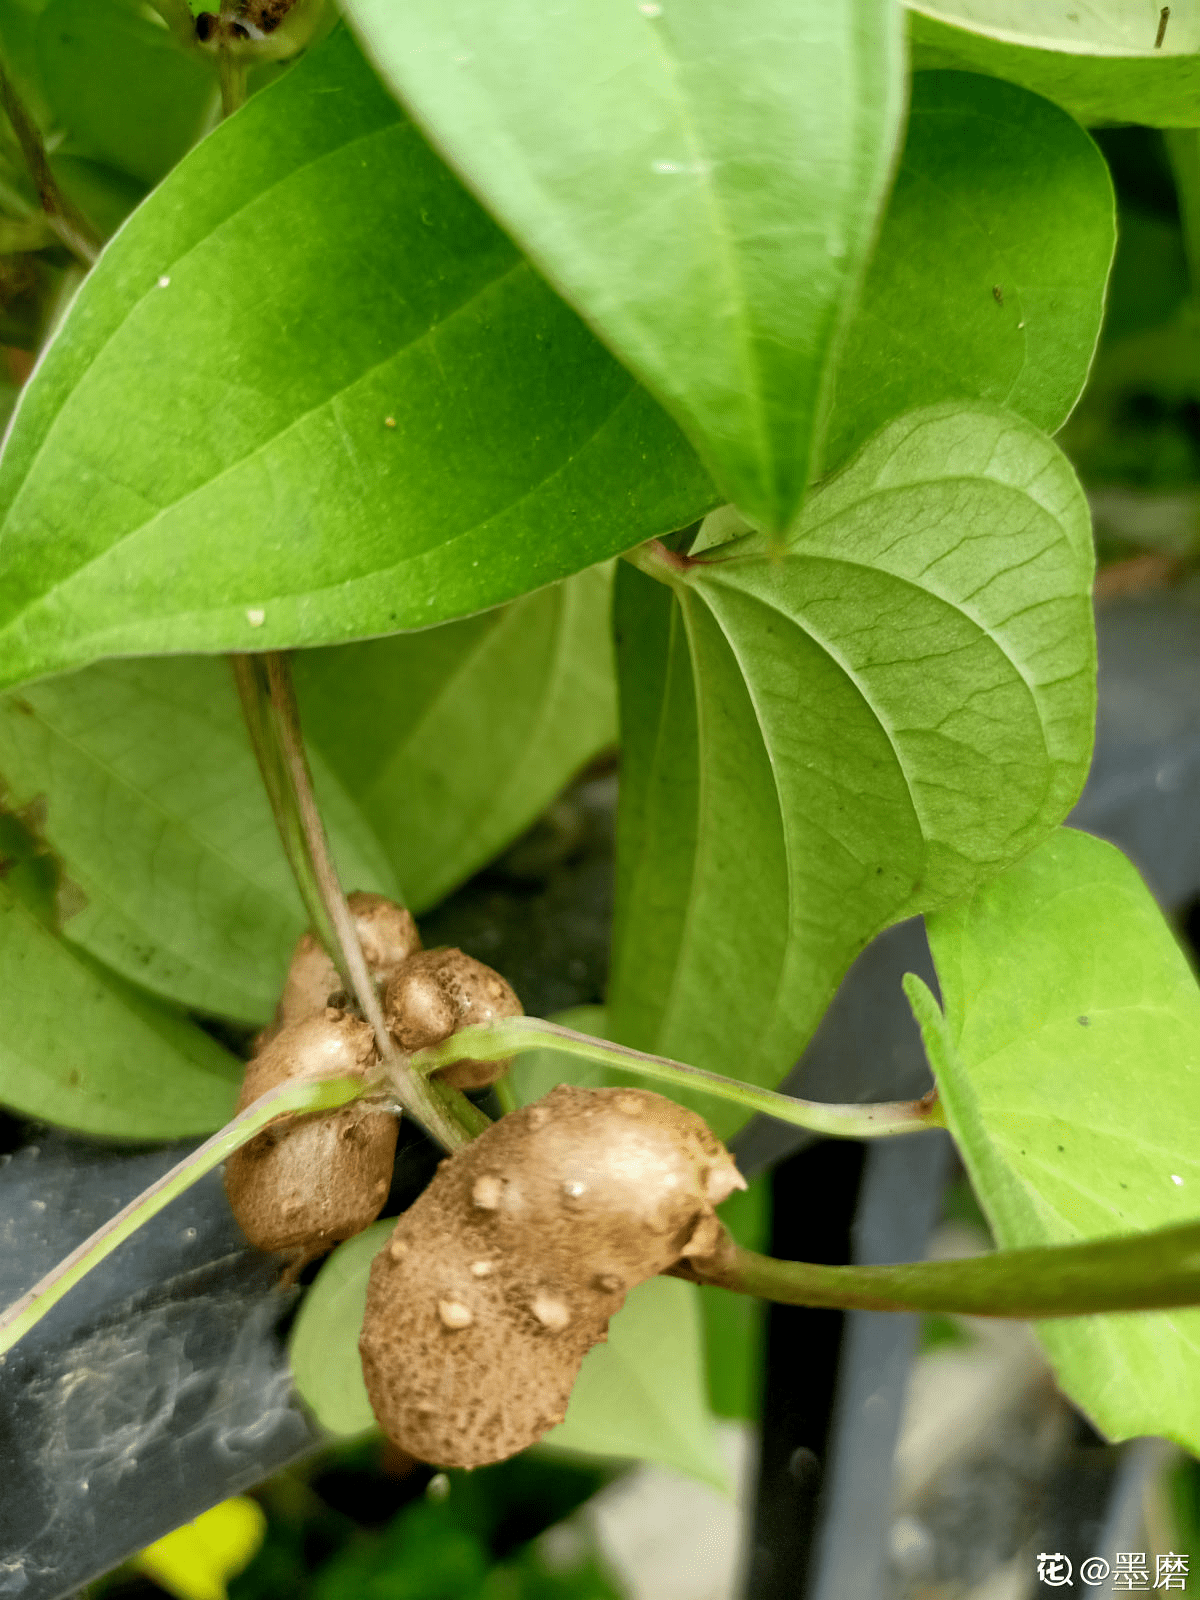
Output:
top-left (531, 1293), bottom-right (572, 1332)
top-left (438, 1300), bottom-right (474, 1330)
top-left (472, 1175), bottom-right (503, 1211)
top-left (470, 1260), bottom-right (494, 1277)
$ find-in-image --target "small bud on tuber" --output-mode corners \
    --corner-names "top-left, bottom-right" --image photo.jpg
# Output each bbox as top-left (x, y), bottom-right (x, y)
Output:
top-left (274, 892), bottom-right (421, 1034)
top-left (385, 949), bottom-right (522, 1090)
top-left (224, 1011), bottom-right (396, 1257)
top-left (358, 1084), bottom-right (745, 1469)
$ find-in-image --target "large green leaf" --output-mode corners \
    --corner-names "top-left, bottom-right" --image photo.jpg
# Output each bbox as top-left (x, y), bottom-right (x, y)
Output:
top-left (34, 0), bottom-right (216, 185)
top-left (292, 1225), bottom-right (727, 1488)
top-left (609, 403), bottom-right (1095, 1136)
top-left (0, 569), bottom-right (616, 1022)
top-left (907, 2), bottom-right (1200, 127)
top-left (0, 656), bottom-right (394, 1024)
top-left (820, 70), bottom-right (1114, 473)
top-left (906, 828), bottom-right (1200, 1452)
top-left (0, 810), bottom-right (240, 1136)
top-left (0, 27), bottom-right (713, 693)
top-left (296, 563), bottom-right (617, 915)
top-left (345, 0), bottom-right (903, 536)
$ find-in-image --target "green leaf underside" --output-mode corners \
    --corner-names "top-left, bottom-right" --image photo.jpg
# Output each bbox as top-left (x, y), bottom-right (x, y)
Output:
top-left (0, 570), bottom-right (615, 1023)
top-left (609, 403), bottom-right (1095, 1137)
top-left (346, 0), bottom-right (903, 535)
top-left (295, 563), bottom-right (617, 916)
top-left (0, 657), bottom-right (395, 1024)
top-left (0, 814), bottom-right (240, 1136)
top-left (907, 3), bottom-right (1200, 127)
top-left (0, 27), bottom-right (713, 693)
top-left (820, 70), bottom-right (1114, 473)
top-left (33, 0), bottom-right (216, 186)
top-left (0, 0), bottom-right (215, 191)
top-left (289, 1219), bottom-right (392, 1437)
top-left (291, 1227), bottom-right (728, 1489)
top-left (910, 828), bottom-right (1200, 1451)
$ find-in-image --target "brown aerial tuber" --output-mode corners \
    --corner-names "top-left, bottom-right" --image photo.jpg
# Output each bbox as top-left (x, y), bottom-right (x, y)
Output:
top-left (385, 948), bottom-right (522, 1090)
top-left (358, 1084), bottom-right (745, 1469)
top-left (225, 1010), bottom-right (397, 1256)
top-left (274, 891), bottom-right (421, 1033)
top-left (226, 892), bottom-right (418, 1257)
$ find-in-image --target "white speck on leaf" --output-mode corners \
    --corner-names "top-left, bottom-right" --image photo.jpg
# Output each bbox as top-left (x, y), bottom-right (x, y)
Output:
top-left (652, 159), bottom-right (708, 176)
top-left (1171, 1174), bottom-right (1185, 1185)
top-left (157, 275), bottom-right (170, 288)
top-left (246, 608), bottom-right (266, 627)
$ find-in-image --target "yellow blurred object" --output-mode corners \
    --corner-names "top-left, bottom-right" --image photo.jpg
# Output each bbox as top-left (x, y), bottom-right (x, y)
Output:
top-left (134, 1496), bottom-right (267, 1600)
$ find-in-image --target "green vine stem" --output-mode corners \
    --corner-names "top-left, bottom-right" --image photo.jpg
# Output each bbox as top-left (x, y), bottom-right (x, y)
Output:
top-left (0, 1072), bottom-right (366, 1360)
top-left (679, 1220), bottom-right (1200, 1319)
top-left (231, 651), bottom-right (486, 1153)
top-left (231, 653), bottom-right (348, 989)
top-left (408, 1016), bottom-right (945, 1140)
top-left (0, 62), bottom-right (100, 266)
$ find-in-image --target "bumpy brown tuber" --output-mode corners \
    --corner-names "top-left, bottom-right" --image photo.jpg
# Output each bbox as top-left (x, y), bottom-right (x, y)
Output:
top-left (358, 1084), bottom-right (745, 1468)
top-left (274, 891), bottom-right (421, 1033)
top-left (385, 948), bottom-right (522, 1090)
top-left (227, 891), bottom-right (418, 1258)
top-left (225, 1010), bottom-right (396, 1256)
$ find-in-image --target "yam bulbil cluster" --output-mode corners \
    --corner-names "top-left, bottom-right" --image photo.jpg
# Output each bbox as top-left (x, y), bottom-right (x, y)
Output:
top-left (225, 891), bottom-right (420, 1258)
top-left (358, 1084), bottom-right (746, 1469)
top-left (226, 893), bottom-right (526, 1261)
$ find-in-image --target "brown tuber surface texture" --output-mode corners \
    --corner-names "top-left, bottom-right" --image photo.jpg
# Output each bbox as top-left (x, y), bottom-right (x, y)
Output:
top-left (275, 891), bottom-right (421, 1033)
top-left (358, 1084), bottom-right (745, 1468)
top-left (225, 1010), bottom-right (396, 1256)
top-left (385, 948), bottom-right (523, 1090)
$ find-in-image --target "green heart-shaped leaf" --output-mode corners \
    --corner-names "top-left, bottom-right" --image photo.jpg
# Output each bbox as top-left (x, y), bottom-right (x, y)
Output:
top-left (345, 0), bottom-right (904, 535)
top-left (908, 827), bottom-right (1200, 1453)
top-left (610, 403), bottom-right (1095, 1135)
top-left (0, 28), bottom-right (712, 693)
top-left (821, 70), bottom-right (1114, 472)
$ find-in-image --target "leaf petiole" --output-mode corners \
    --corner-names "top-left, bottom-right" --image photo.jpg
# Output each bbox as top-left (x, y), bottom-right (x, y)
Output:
top-left (0, 1072), bottom-right (366, 1360)
top-left (683, 1222), bottom-right (1200, 1319)
top-left (407, 1016), bottom-right (945, 1141)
